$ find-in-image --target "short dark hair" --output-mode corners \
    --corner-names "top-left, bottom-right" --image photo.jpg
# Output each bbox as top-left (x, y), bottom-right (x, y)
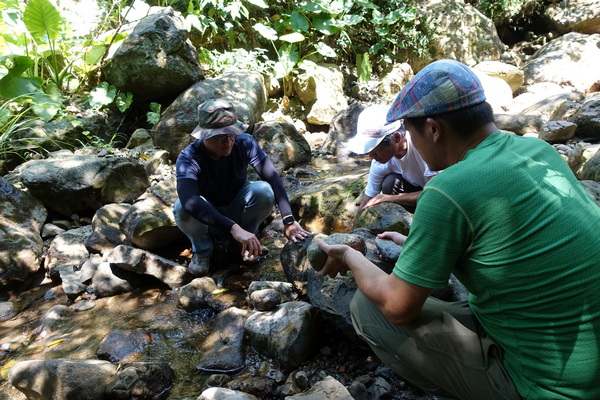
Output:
top-left (405, 101), bottom-right (494, 138)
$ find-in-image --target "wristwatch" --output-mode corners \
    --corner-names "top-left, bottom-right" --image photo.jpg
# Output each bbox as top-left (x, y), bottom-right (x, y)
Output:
top-left (283, 215), bottom-right (295, 225)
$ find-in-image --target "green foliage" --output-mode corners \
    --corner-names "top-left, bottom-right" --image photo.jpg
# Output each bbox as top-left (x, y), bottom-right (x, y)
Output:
top-left (0, 0), bottom-right (129, 114)
top-left (88, 81), bottom-right (133, 113)
top-left (198, 47), bottom-right (275, 76)
top-left (0, 98), bottom-right (48, 161)
top-left (248, 0), bottom-right (430, 91)
top-left (146, 102), bottom-right (162, 125)
top-left (79, 130), bottom-right (128, 149)
top-left (474, 0), bottom-right (542, 25)
top-left (0, 56), bottom-right (42, 98)
top-left (356, 52), bottom-right (372, 83)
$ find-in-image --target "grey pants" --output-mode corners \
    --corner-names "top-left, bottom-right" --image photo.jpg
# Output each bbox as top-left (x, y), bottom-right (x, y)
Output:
top-left (350, 290), bottom-right (522, 400)
top-left (172, 181), bottom-right (274, 258)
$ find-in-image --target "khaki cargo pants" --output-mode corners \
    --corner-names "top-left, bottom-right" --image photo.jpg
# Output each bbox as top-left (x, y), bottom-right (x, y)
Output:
top-left (350, 290), bottom-right (522, 400)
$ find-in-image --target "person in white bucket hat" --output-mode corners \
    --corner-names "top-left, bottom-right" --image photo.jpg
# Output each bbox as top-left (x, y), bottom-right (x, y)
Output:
top-left (346, 104), bottom-right (437, 213)
top-left (173, 98), bottom-right (310, 277)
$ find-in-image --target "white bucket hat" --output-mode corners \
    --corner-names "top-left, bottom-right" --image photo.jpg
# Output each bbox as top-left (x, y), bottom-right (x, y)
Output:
top-left (346, 104), bottom-right (404, 154)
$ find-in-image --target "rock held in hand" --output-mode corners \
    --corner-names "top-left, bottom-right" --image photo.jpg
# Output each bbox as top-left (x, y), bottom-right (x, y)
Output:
top-left (307, 233), bottom-right (367, 271)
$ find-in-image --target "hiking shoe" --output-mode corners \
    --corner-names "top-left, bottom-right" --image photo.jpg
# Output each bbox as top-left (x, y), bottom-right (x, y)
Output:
top-left (188, 254), bottom-right (210, 277)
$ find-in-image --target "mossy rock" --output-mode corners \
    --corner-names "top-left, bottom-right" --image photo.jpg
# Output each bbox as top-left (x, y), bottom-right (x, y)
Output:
top-left (306, 233), bottom-right (367, 272)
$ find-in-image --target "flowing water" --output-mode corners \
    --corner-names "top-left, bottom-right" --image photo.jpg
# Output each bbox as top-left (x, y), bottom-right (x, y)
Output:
top-left (0, 154), bottom-right (371, 399)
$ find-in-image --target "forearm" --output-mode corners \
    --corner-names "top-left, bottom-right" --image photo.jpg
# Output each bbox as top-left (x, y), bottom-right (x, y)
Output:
top-left (343, 247), bottom-right (430, 325)
top-left (343, 248), bottom-right (393, 305)
top-left (177, 179), bottom-right (234, 230)
top-left (391, 190), bottom-right (421, 208)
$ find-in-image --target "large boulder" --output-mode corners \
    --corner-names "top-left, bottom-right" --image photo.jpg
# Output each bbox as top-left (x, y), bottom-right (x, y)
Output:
top-left (253, 121), bottom-right (311, 171)
top-left (288, 170), bottom-right (367, 235)
top-left (45, 225), bottom-right (92, 283)
top-left (568, 93), bottom-right (600, 139)
top-left (522, 32), bottom-right (600, 94)
top-left (152, 71), bottom-right (267, 161)
top-left (8, 359), bottom-right (117, 400)
top-left (102, 9), bottom-right (203, 101)
top-left (292, 62), bottom-right (348, 126)
top-left (119, 194), bottom-right (185, 252)
top-left (473, 60), bottom-right (524, 93)
top-left (9, 152), bottom-right (148, 216)
top-left (85, 203), bottom-right (132, 254)
top-left (413, 0), bottom-right (505, 71)
top-left (324, 102), bottom-right (365, 156)
top-left (106, 244), bottom-right (191, 289)
top-left (7, 359), bottom-right (174, 400)
top-left (545, 0), bottom-right (600, 34)
top-left (0, 178), bottom-right (46, 290)
top-left (506, 83), bottom-right (584, 122)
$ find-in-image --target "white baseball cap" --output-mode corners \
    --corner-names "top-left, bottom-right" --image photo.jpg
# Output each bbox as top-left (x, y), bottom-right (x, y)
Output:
top-left (346, 104), bottom-right (404, 154)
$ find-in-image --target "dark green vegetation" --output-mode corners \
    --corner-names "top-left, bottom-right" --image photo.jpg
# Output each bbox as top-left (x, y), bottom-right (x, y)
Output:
top-left (0, 0), bottom-right (542, 166)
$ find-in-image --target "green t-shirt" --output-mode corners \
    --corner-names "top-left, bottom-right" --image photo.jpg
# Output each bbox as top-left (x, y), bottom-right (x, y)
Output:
top-left (394, 131), bottom-right (600, 399)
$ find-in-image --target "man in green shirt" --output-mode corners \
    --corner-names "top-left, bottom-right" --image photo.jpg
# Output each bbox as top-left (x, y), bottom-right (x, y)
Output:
top-left (317, 59), bottom-right (600, 399)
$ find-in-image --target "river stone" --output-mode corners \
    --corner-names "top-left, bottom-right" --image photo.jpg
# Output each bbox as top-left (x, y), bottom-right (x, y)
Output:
top-left (106, 361), bottom-right (174, 400)
top-left (7, 359), bottom-right (118, 400)
top-left (375, 237), bottom-right (403, 263)
top-left (354, 202), bottom-right (412, 235)
top-left (284, 375), bottom-right (354, 399)
top-left (197, 307), bottom-right (251, 373)
top-left (306, 233), bottom-right (367, 272)
top-left (248, 289), bottom-right (282, 311)
top-left (198, 387), bottom-right (258, 400)
top-left (96, 329), bottom-right (152, 363)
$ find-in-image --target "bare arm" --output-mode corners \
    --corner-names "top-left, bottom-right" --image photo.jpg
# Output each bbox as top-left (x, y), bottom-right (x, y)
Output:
top-left (316, 240), bottom-right (432, 325)
top-left (362, 190), bottom-right (422, 210)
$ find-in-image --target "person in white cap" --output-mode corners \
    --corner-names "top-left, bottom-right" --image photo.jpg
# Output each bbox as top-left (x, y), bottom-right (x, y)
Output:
top-left (346, 104), bottom-right (437, 213)
top-left (173, 98), bottom-right (310, 277)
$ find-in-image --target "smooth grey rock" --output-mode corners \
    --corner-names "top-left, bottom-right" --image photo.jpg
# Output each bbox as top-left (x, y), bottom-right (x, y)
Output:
top-left (106, 244), bottom-right (191, 289)
top-left (197, 307), bottom-right (251, 373)
top-left (244, 301), bottom-right (321, 370)
top-left (177, 277), bottom-right (218, 311)
top-left (8, 359), bottom-right (117, 400)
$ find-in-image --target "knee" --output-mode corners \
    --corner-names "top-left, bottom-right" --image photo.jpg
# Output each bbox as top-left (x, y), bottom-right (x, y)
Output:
top-left (173, 199), bottom-right (186, 221)
top-left (252, 181), bottom-right (275, 206)
top-left (381, 174), bottom-right (399, 194)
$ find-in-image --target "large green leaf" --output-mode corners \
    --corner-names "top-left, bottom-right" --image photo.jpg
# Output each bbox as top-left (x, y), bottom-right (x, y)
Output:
top-left (0, 56), bottom-right (42, 98)
top-left (314, 42), bottom-right (337, 58)
top-left (253, 22), bottom-right (278, 41)
top-left (313, 16), bottom-right (338, 35)
top-left (23, 0), bottom-right (62, 41)
top-left (279, 32), bottom-right (305, 43)
top-left (88, 82), bottom-right (117, 108)
top-left (290, 11), bottom-right (309, 32)
top-left (30, 83), bottom-right (62, 122)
